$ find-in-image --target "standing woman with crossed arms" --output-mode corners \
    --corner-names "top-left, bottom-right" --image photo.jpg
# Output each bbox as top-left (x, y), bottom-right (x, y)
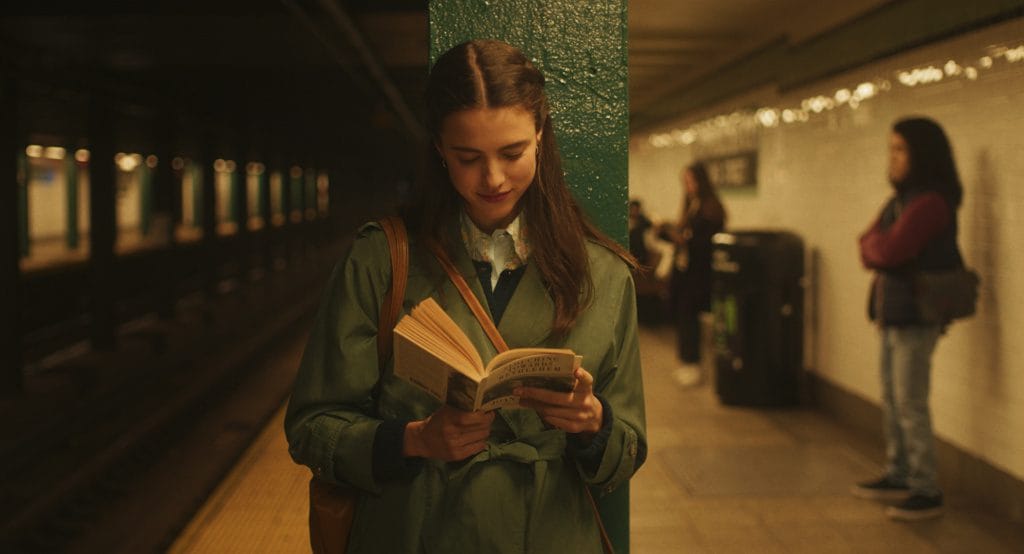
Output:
top-left (285, 39), bottom-right (647, 552)
top-left (853, 117), bottom-right (965, 520)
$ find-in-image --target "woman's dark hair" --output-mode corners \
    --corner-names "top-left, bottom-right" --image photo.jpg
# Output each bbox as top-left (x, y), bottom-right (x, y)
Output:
top-left (892, 117), bottom-right (963, 208)
top-left (403, 39), bottom-right (635, 339)
top-left (683, 162), bottom-right (725, 226)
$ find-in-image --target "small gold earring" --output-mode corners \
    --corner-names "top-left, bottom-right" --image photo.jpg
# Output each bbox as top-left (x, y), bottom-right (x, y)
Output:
top-left (440, 158), bottom-right (448, 168)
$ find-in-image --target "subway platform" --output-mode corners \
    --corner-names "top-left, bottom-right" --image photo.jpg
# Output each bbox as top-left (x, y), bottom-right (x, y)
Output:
top-left (167, 325), bottom-right (1024, 554)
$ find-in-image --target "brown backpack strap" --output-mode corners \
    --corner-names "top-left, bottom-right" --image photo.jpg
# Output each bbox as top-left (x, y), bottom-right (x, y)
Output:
top-left (377, 216), bottom-right (409, 365)
top-left (309, 216), bottom-right (409, 554)
top-left (425, 239), bottom-right (509, 353)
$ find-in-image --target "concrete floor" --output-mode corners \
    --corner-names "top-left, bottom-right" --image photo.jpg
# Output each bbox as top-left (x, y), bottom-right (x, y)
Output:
top-left (170, 325), bottom-right (1024, 553)
top-left (630, 325), bottom-right (1024, 553)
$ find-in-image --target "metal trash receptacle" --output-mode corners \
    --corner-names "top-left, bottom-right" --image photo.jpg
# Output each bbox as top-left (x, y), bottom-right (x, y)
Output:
top-left (711, 231), bottom-right (803, 406)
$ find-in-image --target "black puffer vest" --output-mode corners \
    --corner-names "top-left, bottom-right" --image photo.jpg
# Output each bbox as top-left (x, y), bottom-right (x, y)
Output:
top-left (869, 189), bottom-right (963, 326)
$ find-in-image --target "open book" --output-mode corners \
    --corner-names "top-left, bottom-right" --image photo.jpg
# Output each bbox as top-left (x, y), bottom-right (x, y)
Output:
top-left (393, 298), bottom-right (581, 411)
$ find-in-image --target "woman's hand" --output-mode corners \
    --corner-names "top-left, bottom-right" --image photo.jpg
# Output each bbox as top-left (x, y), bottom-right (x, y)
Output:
top-left (403, 405), bottom-right (495, 461)
top-left (515, 367), bottom-right (603, 437)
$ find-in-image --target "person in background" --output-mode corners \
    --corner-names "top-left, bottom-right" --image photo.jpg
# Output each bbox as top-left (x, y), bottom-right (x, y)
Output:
top-left (659, 162), bottom-right (726, 387)
top-left (630, 198), bottom-right (673, 325)
top-left (285, 39), bottom-right (647, 552)
top-left (853, 117), bottom-right (965, 521)
top-left (628, 199), bottom-right (653, 267)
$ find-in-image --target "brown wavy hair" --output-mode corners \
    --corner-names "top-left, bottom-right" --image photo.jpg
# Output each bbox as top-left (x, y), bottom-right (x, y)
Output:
top-left (682, 162), bottom-right (726, 227)
top-left (403, 39), bottom-right (635, 339)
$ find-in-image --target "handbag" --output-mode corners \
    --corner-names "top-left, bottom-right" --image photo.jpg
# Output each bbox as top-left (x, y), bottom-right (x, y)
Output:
top-left (915, 267), bottom-right (980, 323)
top-left (427, 241), bottom-right (615, 554)
top-left (308, 215), bottom-right (409, 554)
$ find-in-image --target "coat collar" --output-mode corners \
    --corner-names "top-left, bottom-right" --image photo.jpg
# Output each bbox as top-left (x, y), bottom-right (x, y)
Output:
top-left (459, 211), bottom-right (530, 266)
top-left (444, 222), bottom-right (553, 349)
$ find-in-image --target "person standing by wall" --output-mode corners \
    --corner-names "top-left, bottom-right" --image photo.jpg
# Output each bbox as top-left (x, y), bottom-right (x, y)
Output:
top-left (659, 162), bottom-right (726, 386)
top-left (853, 117), bottom-right (965, 521)
top-left (285, 39), bottom-right (646, 552)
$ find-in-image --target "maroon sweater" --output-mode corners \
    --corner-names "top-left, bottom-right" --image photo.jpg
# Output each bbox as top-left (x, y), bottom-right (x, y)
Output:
top-left (860, 191), bottom-right (951, 269)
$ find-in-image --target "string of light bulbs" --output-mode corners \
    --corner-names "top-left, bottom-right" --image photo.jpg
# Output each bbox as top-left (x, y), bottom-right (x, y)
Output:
top-left (648, 41), bottom-right (1024, 148)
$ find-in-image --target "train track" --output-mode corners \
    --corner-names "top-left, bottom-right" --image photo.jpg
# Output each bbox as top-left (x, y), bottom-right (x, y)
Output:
top-left (1, 236), bottom-right (346, 552)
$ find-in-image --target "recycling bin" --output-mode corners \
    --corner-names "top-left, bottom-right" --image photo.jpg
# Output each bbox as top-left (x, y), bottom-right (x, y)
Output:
top-left (711, 231), bottom-right (803, 406)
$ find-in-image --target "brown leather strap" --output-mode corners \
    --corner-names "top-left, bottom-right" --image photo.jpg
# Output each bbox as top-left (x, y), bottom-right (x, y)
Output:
top-left (377, 216), bottom-right (409, 365)
top-left (425, 239), bottom-right (509, 353)
top-left (309, 216), bottom-right (408, 554)
top-left (584, 486), bottom-right (615, 554)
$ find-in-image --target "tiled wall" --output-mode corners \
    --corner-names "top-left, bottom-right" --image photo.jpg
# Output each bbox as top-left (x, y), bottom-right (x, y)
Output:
top-left (629, 18), bottom-right (1024, 481)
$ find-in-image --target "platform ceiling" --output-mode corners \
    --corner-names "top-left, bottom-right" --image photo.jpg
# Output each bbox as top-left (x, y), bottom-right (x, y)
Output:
top-left (0, 0), bottom-right (891, 153)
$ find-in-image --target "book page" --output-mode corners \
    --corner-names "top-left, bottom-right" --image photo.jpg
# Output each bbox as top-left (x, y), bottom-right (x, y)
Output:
top-left (394, 315), bottom-right (481, 381)
top-left (476, 351), bottom-right (579, 411)
top-left (393, 332), bottom-right (451, 402)
top-left (484, 347), bottom-right (576, 373)
top-left (410, 299), bottom-right (486, 378)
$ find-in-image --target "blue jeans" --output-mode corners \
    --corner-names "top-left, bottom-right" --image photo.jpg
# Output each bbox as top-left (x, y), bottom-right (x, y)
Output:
top-left (879, 325), bottom-right (942, 497)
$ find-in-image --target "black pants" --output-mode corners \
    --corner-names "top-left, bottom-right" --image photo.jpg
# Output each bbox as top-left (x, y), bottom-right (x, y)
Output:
top-left (671, 268), bottom-right (710, 364)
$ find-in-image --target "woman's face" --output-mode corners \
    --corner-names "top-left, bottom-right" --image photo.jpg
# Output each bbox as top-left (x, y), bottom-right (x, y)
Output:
top-left (437, 106), bottom-right (541, 232)
top-left (888, 132), bottom-right (911, 185)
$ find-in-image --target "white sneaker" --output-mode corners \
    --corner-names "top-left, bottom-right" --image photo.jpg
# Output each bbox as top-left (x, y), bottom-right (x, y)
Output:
top-left (672, 364), bottom-right (701, 387)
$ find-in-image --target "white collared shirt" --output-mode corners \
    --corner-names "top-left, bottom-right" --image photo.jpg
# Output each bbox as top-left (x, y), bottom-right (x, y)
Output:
top-left (459, 211), bottom-right (531, 290)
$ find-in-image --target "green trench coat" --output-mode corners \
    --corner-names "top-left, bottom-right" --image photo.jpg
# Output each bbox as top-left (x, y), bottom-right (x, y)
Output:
top-left (285, 221), bottom-right (647, 554)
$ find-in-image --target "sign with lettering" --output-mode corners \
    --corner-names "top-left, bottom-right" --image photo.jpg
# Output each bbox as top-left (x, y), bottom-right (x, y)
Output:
top-left (702, 151), bottom-right (758, 189)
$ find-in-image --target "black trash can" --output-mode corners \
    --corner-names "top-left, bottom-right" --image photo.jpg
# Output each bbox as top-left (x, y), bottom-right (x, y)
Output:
top-left (710, 231), bottom-right (803, 406)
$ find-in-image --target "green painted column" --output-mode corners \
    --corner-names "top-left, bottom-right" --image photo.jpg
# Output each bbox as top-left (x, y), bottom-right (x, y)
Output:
top-left (257, 169), bottom-right (268, 223)
top-left (429, 2), bottom-right (632, 551)
top-left (305, 167), bottom-right (316, 219)
top-left (192, 162), bottom-right (204, 230)
top-left (200, 150), bottom-right (218, 304)
top-left (66, 153), bottom-right (79, 248)
top-left (154, 126), bottom-right (179, 320)
top-left (429, 0), bottom-right (630, 245)
top-left (228, 167), bottom-right (239, 225)
top-left (140, 161), bottom-right (153, 235)
top-left (16, 150), bottom-right (28, 257)
top-left (290, 166), bottom-right (303, 223)
top-left (88, 98), bottom-right (118, 350)
top-left (2, 77), bottom-right (23, 392)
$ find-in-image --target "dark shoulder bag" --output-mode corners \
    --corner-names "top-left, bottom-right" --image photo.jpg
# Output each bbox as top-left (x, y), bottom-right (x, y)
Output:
top-left (308, 216), bottom-right (408, 554)
top-left (915, 267), bottom-right (979, 323)
top-left (890, 196), bottom-right (980, 325)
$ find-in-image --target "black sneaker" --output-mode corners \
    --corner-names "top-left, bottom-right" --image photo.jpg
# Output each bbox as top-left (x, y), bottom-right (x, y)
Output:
top-left (885, 493), bottom-right (944, 521)
top-left (850, 476), bottom-right (911, 500)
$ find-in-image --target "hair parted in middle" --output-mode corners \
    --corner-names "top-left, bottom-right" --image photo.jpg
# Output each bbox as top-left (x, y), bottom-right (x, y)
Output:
top-left (403, 38), bottom-right (635, 339)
